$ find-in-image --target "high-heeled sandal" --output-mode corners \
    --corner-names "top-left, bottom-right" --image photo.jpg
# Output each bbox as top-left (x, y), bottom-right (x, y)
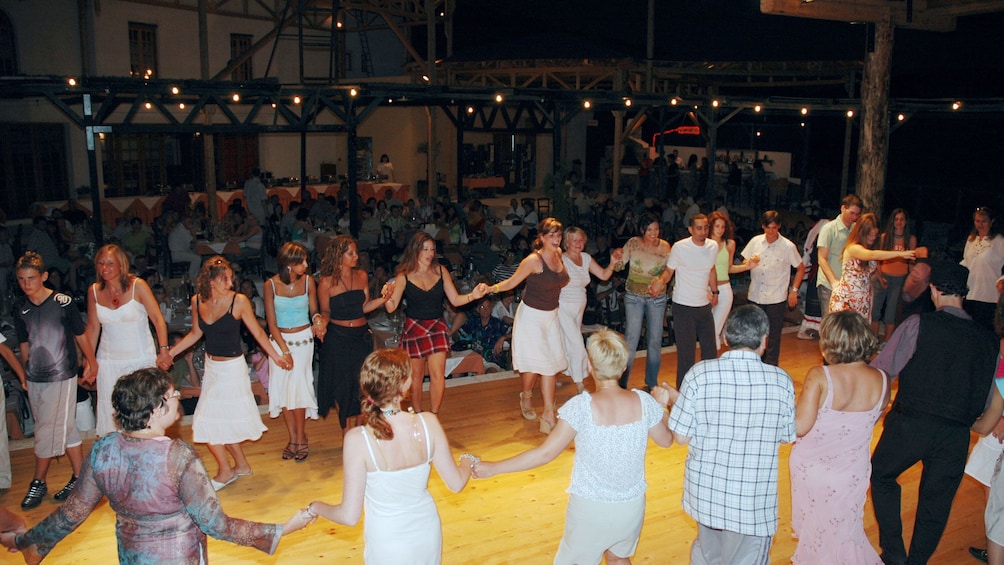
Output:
top-left (294, 443), bottom-right (309, 463)
top-left (539, 405), bottom-right (557, 434)
top-left (282, 443), bottom-right (296, 460)
top-left (519, 391), bottom-right (537, 420)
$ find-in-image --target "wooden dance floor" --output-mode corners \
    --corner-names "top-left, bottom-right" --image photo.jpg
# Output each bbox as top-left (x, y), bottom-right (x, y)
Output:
top-left (4, 331), bottom-right (991, 563)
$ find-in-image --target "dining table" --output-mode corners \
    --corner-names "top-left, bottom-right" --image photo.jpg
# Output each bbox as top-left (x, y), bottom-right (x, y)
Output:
top-left (194, 240), bottom-right (242, 257)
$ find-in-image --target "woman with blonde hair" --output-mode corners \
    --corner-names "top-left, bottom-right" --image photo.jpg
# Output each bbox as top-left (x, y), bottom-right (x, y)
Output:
top-left (85, 243), bottom-right (173, 436)
top-left (167, 256), bottom-right (291, 490)
top-left (789, 310), bottom-right (888, 563)
top-left (315, 235), bottom-right (391, 431)
top-left (384, 231), bottom-right (488, 414)
top-left (303, 348), bottom-right (476, 564)
top-left (475, 329), bottom-right (673, 564)
top-left (830, 213), bottom-right (917, 319)
top-left (491, 217), bottom-right (570, 433)
top-left (264, 241), bottom-right (321, 462)
top-left (558, 226), bottom-right (621, 393)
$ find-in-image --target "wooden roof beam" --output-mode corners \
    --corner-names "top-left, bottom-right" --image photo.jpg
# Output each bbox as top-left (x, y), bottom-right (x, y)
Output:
top-left (760, 0), bottom-right (957, 31)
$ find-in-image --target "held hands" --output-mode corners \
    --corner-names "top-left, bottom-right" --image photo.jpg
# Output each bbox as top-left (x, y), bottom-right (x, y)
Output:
top-left (651, 381), bottom-right (680, 408)
top-left (156, 349), bottom-right (174, 371)
top-left (282, 507), bottom-right (316, 535)
top-left (471, 460), bottom-right (495, 479)
top-left (81, 360), bottom-right (97, 386)
top-left (746, 255), bottom-right (761, 270)
top-left (381, 280), bottom-right (396, 299)
top-left (472, 283), bottom-right (490, 299)
top-left (610, 248), bottom-right (624, 263)
top-left (647, 278), bottom-right (667, 297)
top-left (275, 353), bottom-right (294, 371)
top-left (901, 249), bottom-right (917, 261)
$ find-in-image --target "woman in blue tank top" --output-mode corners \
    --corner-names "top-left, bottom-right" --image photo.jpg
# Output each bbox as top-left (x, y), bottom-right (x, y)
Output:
top-left (264, 242), bottom-right (321, 462)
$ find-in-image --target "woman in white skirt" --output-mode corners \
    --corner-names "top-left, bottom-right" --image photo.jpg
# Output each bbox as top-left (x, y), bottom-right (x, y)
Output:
top-left (264, 242), bottom-right (321, 463)
top-left (559, 227), bottom-right (621, 393)
top-left (474, 330), bottom-right (673, 564)
top-left (490, 218), bottom-right (569, 434)
top-left (168, 256), bottom-right (292, 491)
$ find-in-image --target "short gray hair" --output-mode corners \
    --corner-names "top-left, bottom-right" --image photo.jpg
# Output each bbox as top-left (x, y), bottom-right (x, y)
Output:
top-left (724, 305), bottom-right (769, 350)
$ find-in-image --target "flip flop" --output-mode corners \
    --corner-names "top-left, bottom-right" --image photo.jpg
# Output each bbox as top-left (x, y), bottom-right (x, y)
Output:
top-left (210, 475), bottom-right (239, 491)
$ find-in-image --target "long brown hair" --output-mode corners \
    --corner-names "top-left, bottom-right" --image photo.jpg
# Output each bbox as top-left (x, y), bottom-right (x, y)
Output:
top-left (359, 348), bottom-right (412, 440)
top-left (532, 217), bottom-right (563, 251)
top-left (879, 208), bottom-right (913, 251)
top-left (842, 212), bottom-right (880, 255)
top-left (319, 235), bottom-right (357, 282)
top-left (94, 244), bottom-right (133, 292)
top-left (709, 210), bottom-right (734, 242)
top-left (969, 207), bottom-right (1000, 242)
top-left (396, 231), bottom-right (435, 276)
top-left (277, 241), bottom-right (309, 285)
top-left (196, 256), bottom-right (231, 299)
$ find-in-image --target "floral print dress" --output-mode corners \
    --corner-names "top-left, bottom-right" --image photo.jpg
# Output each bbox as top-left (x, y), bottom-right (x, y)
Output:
top-left (829, 257), bottom-right (877, 319)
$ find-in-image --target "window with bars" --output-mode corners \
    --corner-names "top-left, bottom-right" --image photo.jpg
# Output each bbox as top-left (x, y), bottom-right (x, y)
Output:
top-left (231, 34), bottom-right (253, 82)
top-left (0, 10), bottom-right (17, 76)
top-left (129, 22), bottom-right (158, 78)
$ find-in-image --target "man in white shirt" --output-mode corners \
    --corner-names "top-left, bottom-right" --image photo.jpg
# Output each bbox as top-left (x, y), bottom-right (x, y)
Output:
top-left (168, 216), bottom-right (201, 279)
top-left (816, 194), bottom-right (862, 314)
top-left (650, 213), bottom-right (720, 387)
top-left (741, 210), bottom-right (805, 366)
top-left (243, 167), bottom-right (268, 226)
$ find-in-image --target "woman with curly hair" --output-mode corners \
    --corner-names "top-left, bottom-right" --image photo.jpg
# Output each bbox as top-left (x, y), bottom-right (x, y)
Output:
top-left (264, 242), bottom-right (322, 462)
top-left (384, 231), bottom-right (488, 414)
top-left (84, 243), bottom-right (173, 437)
top-left (790, 310), bottom-right (888, 564)
top-left (303, 348), bottom-right (476, 564)
top-left (315, 235), bottom-right (391, 431)
top-left (167, 256), bottom-right (291, 491)
top-left (1, 368), bottom-right (312, 563)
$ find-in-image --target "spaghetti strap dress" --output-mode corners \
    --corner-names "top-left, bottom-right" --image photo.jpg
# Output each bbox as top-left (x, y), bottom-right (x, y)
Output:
top-left (360, 414), bottom-right (442, 564)
top-left (93, 281), bottom-right (157, 436)
top-left (789, 366), bottom-right (887, 564)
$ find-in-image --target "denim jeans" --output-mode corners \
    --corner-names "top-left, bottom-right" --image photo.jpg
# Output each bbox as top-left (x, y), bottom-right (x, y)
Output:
top-left (620, 292), bottom-right (667, 389)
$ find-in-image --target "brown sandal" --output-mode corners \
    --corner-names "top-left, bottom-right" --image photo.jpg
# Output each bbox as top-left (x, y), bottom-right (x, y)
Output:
top-left (282, 443), bottom-right (296, 460)
top-left (294, 443), bottom-right (309, 463)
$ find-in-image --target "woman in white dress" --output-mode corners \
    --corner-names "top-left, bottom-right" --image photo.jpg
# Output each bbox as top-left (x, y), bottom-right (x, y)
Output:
top-left (264, 242), bottom-right (321, 462)
top-left (168, 256), bottom-right (292, 490)
top-left (304, 348), bottom-right (476, 564)
top-left (474, 330), bottom-right (673, 564)
top-left (85, 244), bottom-right (173, 436)
top-left (558, 227), bottom-right (621, 393)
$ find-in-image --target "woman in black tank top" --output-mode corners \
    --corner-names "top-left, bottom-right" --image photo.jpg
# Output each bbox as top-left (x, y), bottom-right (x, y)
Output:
top-left (384, 232), bottom-right (489, 414)
top-left (167, 256), bottom-right (291, 490)
top-left (315, 236), bottom-right (393, 430)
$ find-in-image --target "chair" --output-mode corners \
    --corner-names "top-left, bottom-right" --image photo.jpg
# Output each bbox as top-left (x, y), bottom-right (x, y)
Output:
top-left (536, 197), bottom-right (551, 217)
top-left (163, 247), bottom-right (189, 279)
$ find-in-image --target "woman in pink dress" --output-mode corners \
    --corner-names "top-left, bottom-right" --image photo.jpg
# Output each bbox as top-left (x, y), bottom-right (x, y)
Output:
top-left (790, 310), bottom-right (889, 564)
top-left (829, 213), bottom-right (916, 319)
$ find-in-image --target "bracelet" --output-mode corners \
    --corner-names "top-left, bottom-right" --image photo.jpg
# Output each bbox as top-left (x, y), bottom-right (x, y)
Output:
top-left (304, 503), bottom-right (318, 518)
top-left (459, 453), bottom-right (480, 467)
top-left (160, 345), bottom-right (170, 350)
top-left (312, 313), bottom-right (323, 324)
top-left (710, 290), bottom-right (720, 295)
top-left (790, 287), bottom-right (798, 292)
top-left (282, 351), bottom-right (291, 357)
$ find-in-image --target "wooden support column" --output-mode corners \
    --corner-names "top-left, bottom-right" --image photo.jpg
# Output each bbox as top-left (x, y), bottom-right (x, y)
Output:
top-left (612, 111), bottom-right (623, 196)
top-left (856, 16), bottom-right (894, 217)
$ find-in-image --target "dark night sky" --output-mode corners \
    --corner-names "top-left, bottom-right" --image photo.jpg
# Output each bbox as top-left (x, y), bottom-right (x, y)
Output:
top-left (449, 1), bottom-right (1004, 219)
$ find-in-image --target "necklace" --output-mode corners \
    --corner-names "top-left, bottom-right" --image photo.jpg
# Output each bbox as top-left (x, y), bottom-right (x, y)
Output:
top-left (381, 407), bottom-right (401, 417)
top-left (972, 235), bottom-right (992, 257)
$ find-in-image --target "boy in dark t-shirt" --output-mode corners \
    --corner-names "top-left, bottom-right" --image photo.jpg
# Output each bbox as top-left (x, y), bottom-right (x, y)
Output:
top-left (13, 252), bottom-right (98, 509)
